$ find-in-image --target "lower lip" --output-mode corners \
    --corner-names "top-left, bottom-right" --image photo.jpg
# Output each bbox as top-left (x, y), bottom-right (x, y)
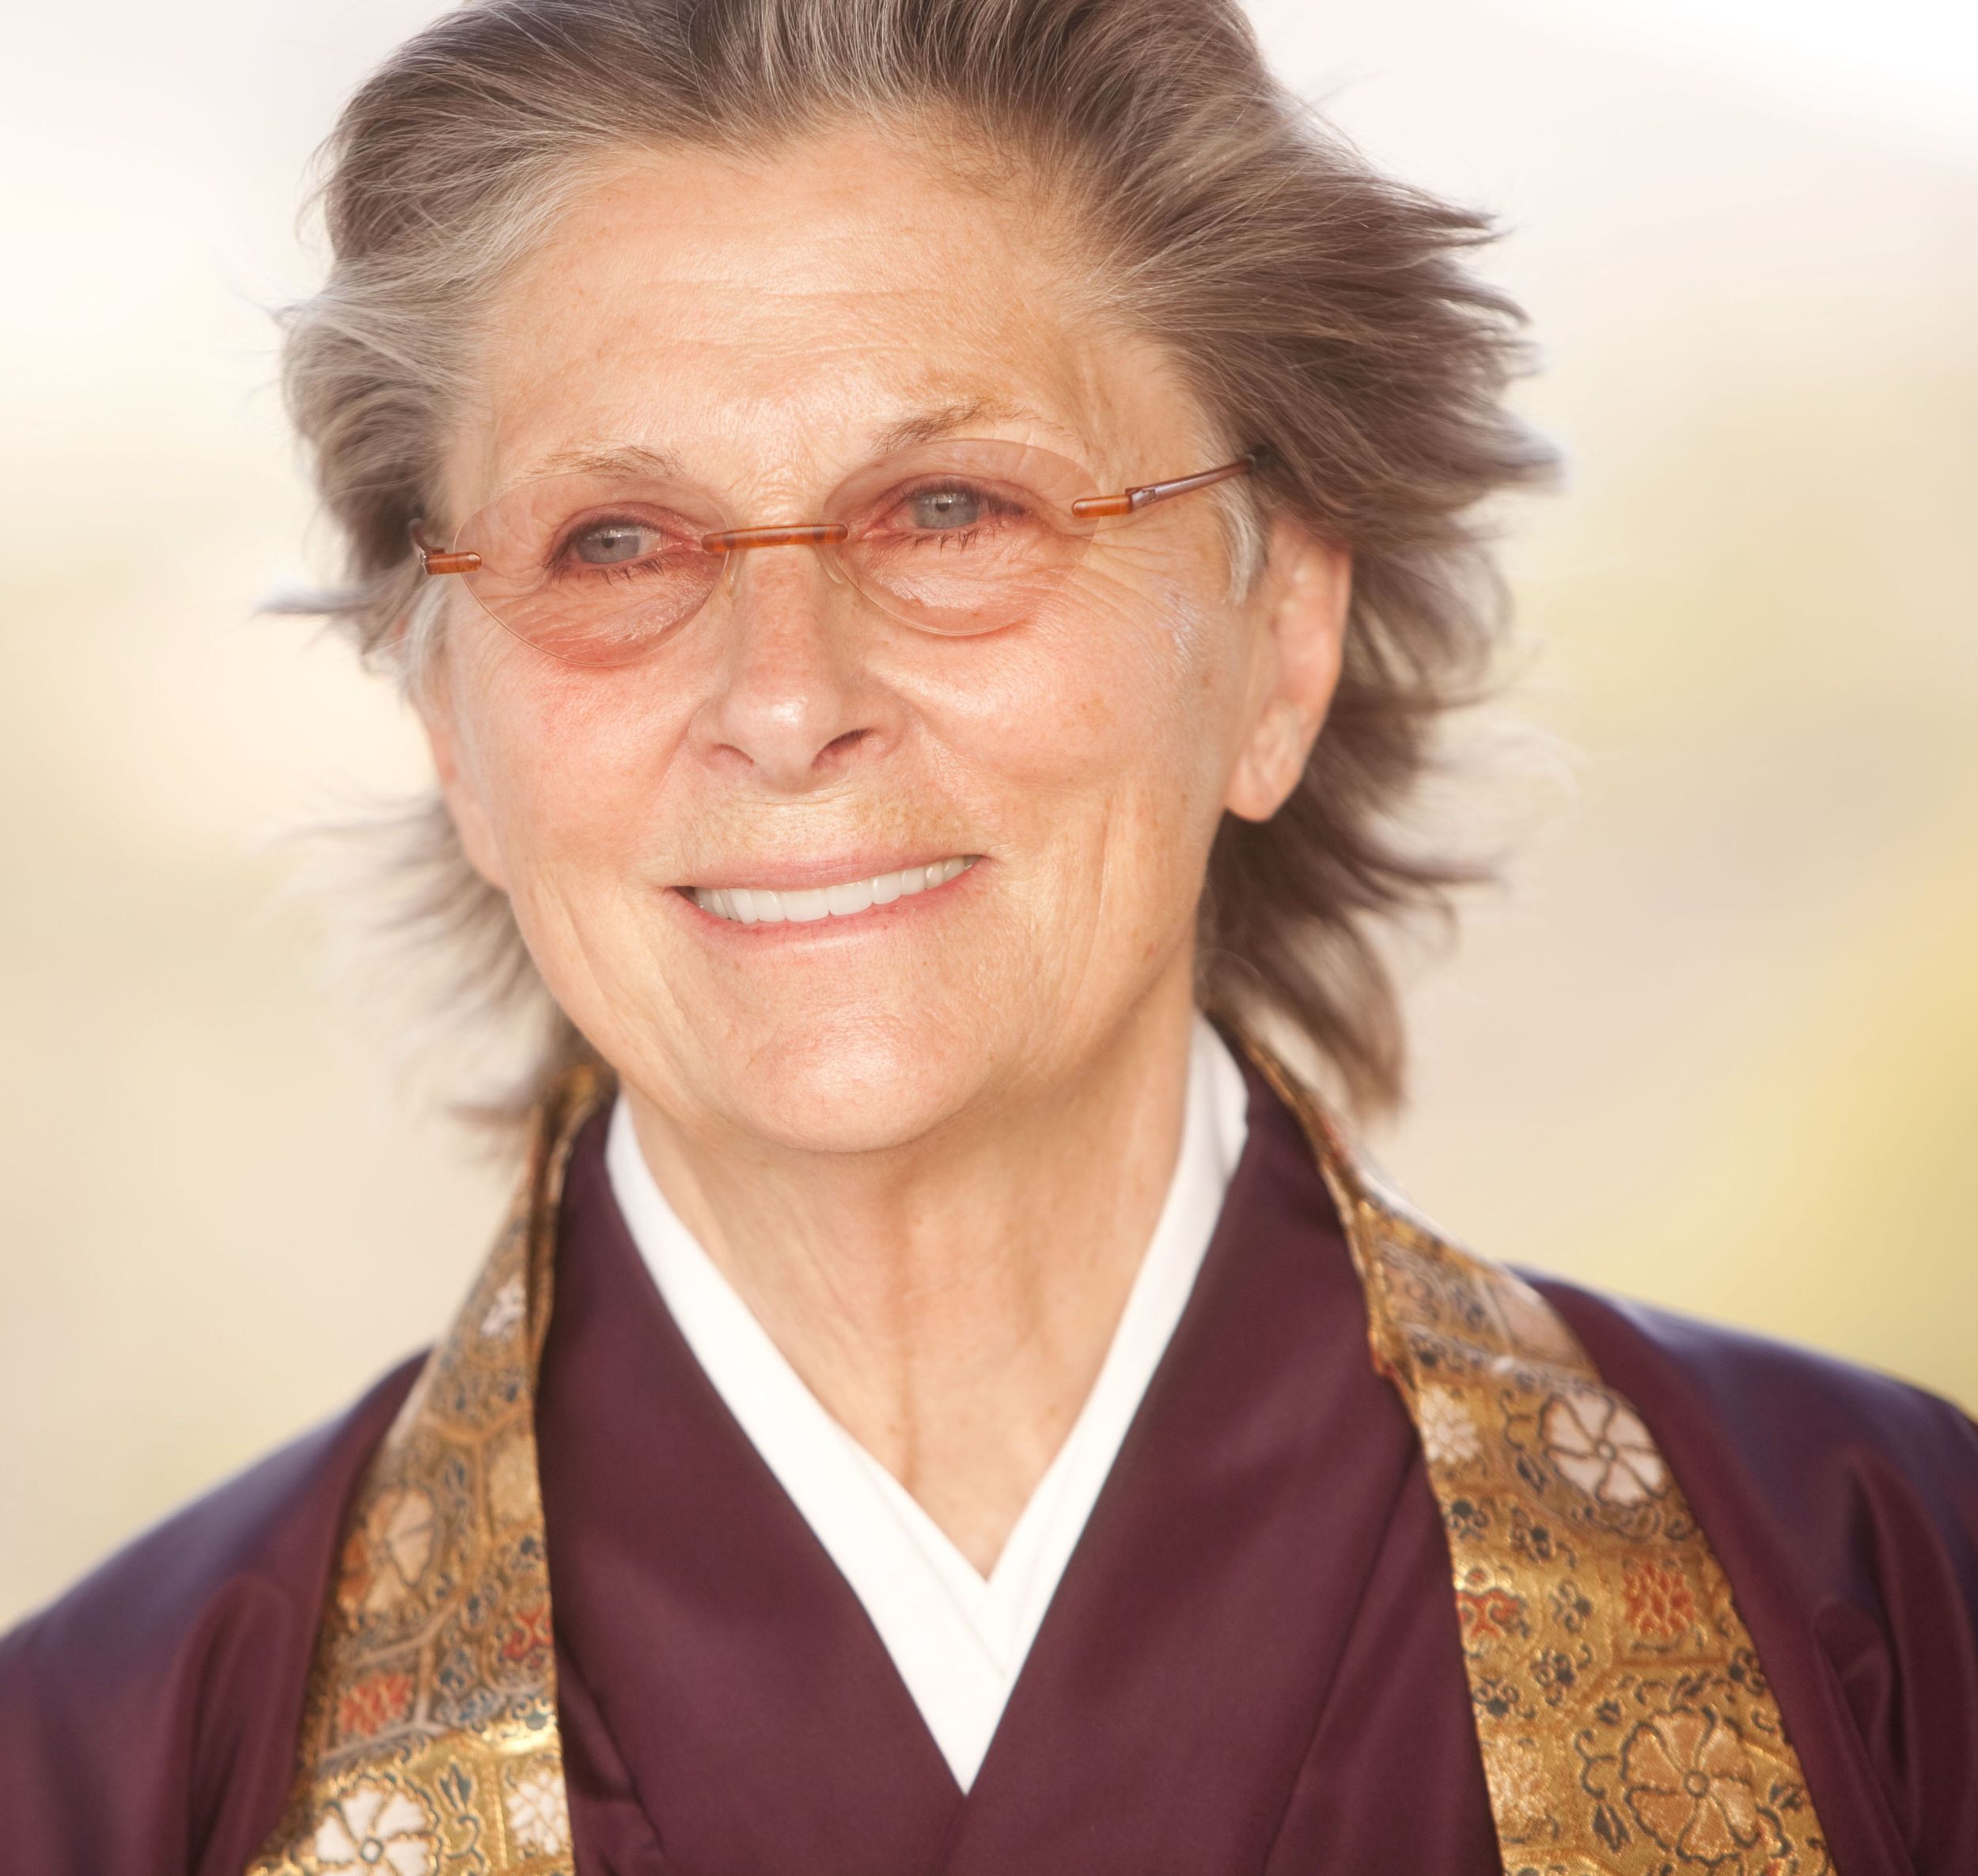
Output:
top-left (672, 859), bottom-right (983, 942)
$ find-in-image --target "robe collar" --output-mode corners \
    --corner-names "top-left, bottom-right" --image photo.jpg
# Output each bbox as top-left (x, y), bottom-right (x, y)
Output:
top-left (536, 1040), bottom-right (1421, 1874)
top-left (247, 1033), bottom-right (1832, 1876)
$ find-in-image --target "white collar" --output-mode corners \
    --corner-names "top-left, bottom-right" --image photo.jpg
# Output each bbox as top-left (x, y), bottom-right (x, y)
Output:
top-left (604, 1014), bottom-right (1250, 1790)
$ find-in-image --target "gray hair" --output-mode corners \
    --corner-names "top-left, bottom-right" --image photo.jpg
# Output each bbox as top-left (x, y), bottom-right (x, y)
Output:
top-left (283, 0), bottom-right (1555, 1124)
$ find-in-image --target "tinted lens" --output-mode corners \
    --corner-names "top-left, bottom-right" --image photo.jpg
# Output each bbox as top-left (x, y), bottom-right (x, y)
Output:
top-left (452, 472), bottom-right (728, 667)
top-left (445, 440), bottom-right (1106, 661)
top-left (827, 439), bottom-right (1099, 635)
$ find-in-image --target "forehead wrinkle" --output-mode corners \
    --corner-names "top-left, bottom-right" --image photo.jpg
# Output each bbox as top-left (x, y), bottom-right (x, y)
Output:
top-left (474, 123), bottom-right (1188, 473)
top-left (479, 220), bottom-right (1140, 500)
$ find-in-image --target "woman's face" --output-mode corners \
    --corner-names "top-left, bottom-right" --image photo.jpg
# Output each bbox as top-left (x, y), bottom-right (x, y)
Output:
top-left (421, 122), bottom-right (1347, 1154)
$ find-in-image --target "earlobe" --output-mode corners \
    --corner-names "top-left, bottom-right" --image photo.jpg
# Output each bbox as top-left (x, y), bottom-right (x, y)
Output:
top-left (1224, 523), bottom-right (1351, 822)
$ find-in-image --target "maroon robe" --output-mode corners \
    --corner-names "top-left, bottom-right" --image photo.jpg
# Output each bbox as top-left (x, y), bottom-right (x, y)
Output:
top-left (4, 1057), bottom-right (1976, 1874)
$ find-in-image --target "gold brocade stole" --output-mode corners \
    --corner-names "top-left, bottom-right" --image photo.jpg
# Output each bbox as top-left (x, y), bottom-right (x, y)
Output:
top-left (246, 1067), bottom-right (605, 1876)
top-left (249, 1055), bottom-right (1832, 1876)
top-left (1252, 1048), bottom-right (1832, 1876)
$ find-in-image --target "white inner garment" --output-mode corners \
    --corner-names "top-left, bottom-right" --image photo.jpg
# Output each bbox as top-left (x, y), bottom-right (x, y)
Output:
top-left (604, 1014), bottom-right (1250, 1791)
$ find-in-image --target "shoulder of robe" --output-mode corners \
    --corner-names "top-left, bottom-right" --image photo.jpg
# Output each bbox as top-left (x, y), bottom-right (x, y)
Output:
top-left (1533, 1275), bottom-right (1978, 1550)
top-left (0, 1354), bottom-right (424, 1876)
top-left (1534, 1275), bottom-right (1978, 1869)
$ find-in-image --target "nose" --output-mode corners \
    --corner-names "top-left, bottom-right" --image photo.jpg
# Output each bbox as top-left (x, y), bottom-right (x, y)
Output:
top-left (693, 544), bottom-right (890, 791)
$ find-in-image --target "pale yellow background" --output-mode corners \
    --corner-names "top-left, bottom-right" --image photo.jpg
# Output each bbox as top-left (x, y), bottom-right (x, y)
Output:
top-left (2, 0), bottom-right (1974, 1630)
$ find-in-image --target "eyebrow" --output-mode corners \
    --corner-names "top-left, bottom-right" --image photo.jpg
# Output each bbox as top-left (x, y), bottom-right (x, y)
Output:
top-left (865, 394), bottom-right (1040, 455)
top-left (529, 442), bottom-right (688, 480)
top-left (517, 396), bottom-right (1052, 488)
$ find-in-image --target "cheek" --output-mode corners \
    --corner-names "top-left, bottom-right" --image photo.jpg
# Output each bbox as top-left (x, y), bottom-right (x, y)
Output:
top-left (461, 651), bottom-right (680, 889)
top-left (934, 571), bottom-right (1237, 891)
top-left (987, 573), bottom-right (1231, 802)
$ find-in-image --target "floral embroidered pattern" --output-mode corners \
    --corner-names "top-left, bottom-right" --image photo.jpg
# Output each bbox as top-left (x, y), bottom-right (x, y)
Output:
top-left (311, 1784), bottom-right (435, 1876)
top-left (1483, 1734), bottom-right (1553, 1839)
top-left (252, 1044), bottom-right (1832, 1876)
top-left (1417, 1386), bottom-right (1482, 1467)
top-left (334, 1670), bottom-right (414, 1744)
top-left (1540, 1389), bottom-right (1666, 1506)
top-left (480, 1273), bottom-right (527, 1341)
top-left (1250, 1042), bottom-right (1831, 1876)
top-left (335, 1488), bottom-right (435, 1620)
top-left (1621, 1706), bottom-right (1763, 1864)
top-left (1456, 1576), bottom-right (1529, 1647)
top-left (1624, 1556), bottom-right (1700, 1643)
top-left (247, 1067), bottom-right (606, 1876)
top-left (505, 1760), bottom-right (573, 1856)
top-left (498, 1598), bottom-right (555, 1668)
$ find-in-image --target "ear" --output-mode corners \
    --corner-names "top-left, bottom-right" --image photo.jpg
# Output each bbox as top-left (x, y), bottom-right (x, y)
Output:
top-left (1223, 518), bottom-right (1351, 821)
top-left (413, 660), bottom-right (510, 893)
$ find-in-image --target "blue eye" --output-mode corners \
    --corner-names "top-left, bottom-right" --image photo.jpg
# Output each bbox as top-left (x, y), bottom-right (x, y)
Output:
top-left (572, 521), bottom-right (654, 565)
top-left (908, 487), bottom-right (983, 530)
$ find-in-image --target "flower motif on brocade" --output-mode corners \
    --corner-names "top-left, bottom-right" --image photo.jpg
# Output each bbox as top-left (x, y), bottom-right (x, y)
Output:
top-left (311, 1783), bottom-right (435, 1876)
top-left (337, 1488), bottom-right (437, 1620)
top-left (1620, 1706), bottom-right (1764, 1864)
top-left (1540, 1389), bottom-right (1665, 1506)
top-left (504, 1759), bottom-right (572, 1855)
top-left (479, 1275), bottom-right (526, 1341)
top-left (334, 1669), bottom-right (415, 1744)
top-left (1622, 1556), bottom-right (1700, 1643)
top-left (1417, 1386), bottom-right (1483, 1467)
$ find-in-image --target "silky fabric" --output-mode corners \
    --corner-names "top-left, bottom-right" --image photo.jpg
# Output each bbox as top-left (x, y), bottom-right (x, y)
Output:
top-left (3, 1055), bottom-right (1977, 1874)
top-left (600, 1014), bottom-right (1251, 1791)
top-left (540, 1060), bottom-right (1501, 1876)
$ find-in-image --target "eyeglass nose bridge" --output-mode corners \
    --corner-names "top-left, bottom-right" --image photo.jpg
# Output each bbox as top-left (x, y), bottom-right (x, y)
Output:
top-left (702, 521), bottom-right (851, 554)
top-left (700, 520), bottom-right (858, 612)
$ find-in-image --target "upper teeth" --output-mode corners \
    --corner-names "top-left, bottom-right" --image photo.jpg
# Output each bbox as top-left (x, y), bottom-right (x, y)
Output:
top-left (691, 856), bottom-right (975, 924)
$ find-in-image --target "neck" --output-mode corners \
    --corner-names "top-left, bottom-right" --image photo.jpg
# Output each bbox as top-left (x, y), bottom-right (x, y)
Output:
top-left (622, 984), bottom-right (1203, 1575)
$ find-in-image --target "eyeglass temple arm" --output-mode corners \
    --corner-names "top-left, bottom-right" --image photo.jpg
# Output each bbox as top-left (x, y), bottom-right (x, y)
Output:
top-left (1068, 452), bottom-right (1259, 521)
top-left (411, 525), bottom-right (481, 577)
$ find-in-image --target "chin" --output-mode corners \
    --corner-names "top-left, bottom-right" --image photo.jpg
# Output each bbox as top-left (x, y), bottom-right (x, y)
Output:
top-left (688, 1009), bottom-right (991, 1156)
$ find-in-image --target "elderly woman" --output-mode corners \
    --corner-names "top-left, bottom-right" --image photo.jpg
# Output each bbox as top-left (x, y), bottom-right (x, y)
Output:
top-left (4, 2), bottom-right (1976, 1872)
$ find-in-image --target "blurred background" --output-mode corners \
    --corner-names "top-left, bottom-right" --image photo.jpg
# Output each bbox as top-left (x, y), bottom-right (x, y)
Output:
top-left (2, 0), bottom-right (1974, 1630)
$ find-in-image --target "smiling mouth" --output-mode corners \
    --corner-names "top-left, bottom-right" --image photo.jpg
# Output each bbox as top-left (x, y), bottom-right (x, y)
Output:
top-left (688, 855), bottom-right (977, 924)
